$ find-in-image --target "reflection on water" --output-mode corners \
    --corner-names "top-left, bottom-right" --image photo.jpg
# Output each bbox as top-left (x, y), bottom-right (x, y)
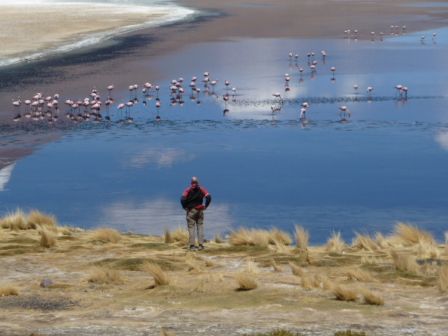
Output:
top-left (1, 28), bottom-right (448, 243)
top-left (0, 164), bottom-right (15, 192)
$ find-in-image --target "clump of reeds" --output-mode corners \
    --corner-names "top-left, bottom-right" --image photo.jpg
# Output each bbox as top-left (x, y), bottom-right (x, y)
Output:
top-left (394, 222), bottom-right (435, 246)
top-left (28, 210), bottom-right (57, 231)
top-left (390, 250), bottom-right (420, 275)
top-left (229, 228), bottom-right (270, 247)
top-left (352, 233), bottom-right (380, 252)
top-left (360, 288), bottom-right (384, 305)
top-left (438, 265), bottom-right (448, 293)
top-left (269, 229), bottom-right (292, 246)
top-left (333, 285), bottom-right (359, 302)
top-left (0, 286), bottom-right (19, 297)
top-left (294, 225), bottom-right (309, 251)
top-left (325, 231), bottom-right (347, 254)
top-left (88, 267), bottom-right (124, 285)
top-left (89, 228), bottom-right (122, 243)
top-left (346, 268), bottom-right (375, 283)
top-left (289, 262), bottom-right (304, 277)
top-left (143, 263), bottom-right (170, 287)
top-left (0, 209), bottom-right (29, 230)
top-left (39, 229), bottom-right (56, 248)
top-left (235, 272), bottom-right (258, 291)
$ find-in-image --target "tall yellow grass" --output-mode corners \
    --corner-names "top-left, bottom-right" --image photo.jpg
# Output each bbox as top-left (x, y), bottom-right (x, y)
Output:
top-left (39, 229), bottom-right (56, 248)
top-left (28, 210), bottom-right (57, 230)
top-left (89, 228), bottom-right (122, 243)
top-left (143, 263), bottom-right (170, 286)
top-left (394, 222), bottom-right (435, 246)
top-left (269, 229), bottom-right (292, 246)
top-left (229, 228), bottom-right (270, 247)
top-left (352, 233), bottom-right (380, 252)
top-left (325, 232), bottom-right (346, 254)
top-left (361, 288), bottom-right (384, 305)
top-left (0, 209), bottom-right (59, 231)
top-left (438, 265), bottom-right (448, 293)
top-left (333, 285), bottom-right (359, 302)
top-left (0, 209), bottom-right (29, 230)
top-left (88, 268), bottom-right (124, 285)
top-left (289, 262), bottom-right (305, 277)
top-left (0, 286), bottom-right (19, 297)
top-left (170, 227), bottom-right (189, 244)
top-left (390, 251), bottom-right (420, 275)
top-left (294, 225), bottom-right (309, 250)
top-left (235, 272), bottom-right (258, 291)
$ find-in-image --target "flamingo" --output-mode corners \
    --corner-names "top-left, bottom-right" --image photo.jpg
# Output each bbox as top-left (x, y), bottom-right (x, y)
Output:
top-left (339, 105), bottom-right (351, 121)
top-left (330, 66), bottom-right (336, 80)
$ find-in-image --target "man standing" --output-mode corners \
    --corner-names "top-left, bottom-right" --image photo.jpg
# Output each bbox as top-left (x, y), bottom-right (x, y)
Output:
top-left (180, 177), bottom-right (212, 250)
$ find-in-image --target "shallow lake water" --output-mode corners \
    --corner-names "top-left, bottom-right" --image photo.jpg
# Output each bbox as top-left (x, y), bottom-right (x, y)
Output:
top-left (1, 26), bottom-right (448, 244)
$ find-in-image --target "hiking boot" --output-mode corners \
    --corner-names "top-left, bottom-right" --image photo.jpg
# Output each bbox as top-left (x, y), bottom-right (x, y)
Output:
top-left (198, 244), bottom-right (205, 251)
top-left (189, 245), bottom-right (198, 251)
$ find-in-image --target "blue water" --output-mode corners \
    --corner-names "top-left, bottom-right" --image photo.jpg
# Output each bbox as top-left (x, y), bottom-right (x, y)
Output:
top-left (1, 27), bottom-right (448, 244)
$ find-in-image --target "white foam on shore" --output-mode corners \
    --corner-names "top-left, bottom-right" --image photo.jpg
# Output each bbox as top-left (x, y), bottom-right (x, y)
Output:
top-left (0, 0), bottom-right (196, 68)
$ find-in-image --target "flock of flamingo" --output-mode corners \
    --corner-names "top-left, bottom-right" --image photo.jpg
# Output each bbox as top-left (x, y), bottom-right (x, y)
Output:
top-left (9, 25), bottom-right (432, 126)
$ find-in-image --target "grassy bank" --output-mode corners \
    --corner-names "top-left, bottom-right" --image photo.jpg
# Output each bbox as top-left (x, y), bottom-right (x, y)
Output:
top-left (0, 210), bottom-right (447, 335)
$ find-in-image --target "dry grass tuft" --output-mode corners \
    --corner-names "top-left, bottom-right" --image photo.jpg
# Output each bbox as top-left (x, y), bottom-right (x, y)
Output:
top-left (352, 233), bottom-right (380, 252)
top-left (394, 222), bottom-right (436, 246)
top-left (235, 272), bottom-right (258, 291)
top-left (185, 255), bottom-right (202, 273)
top-left (164, 229), bottom-right (173, 244)
top-left (361, 288), bottom-right (384, 305)
top-left (170, 227), bottom-right (189, 244)
top-left (88, 267), bottom-right (124, 285)
top-left (325, 231), bottom-right (347, 254)
top-left (438, 265), bottom-right (448, 293)
top-left (0, 209), bottom-right (29, 230)
top-left (416, 241), bottom-right (441, 259)
top-left (289, 262), bottom-right (305, 277)
top-left (89, 228), bottom-right (122, 243)
top-left (273, 239), bottom-right (292, 254)
top-left (346, 268), bottom-right (375, 282)
top-left (294, 225), bottom-right (309, 251)
top-left (28, 210), bottom-right (57, 230)
top-left (0, 286), bottom-right (19, 297)
top-left (229, 228), bottom-right (270, 247)
top-left (39, 229), bottom-right (56, 248)
top-left (333, 285), bottom-right (359, 302)
top-left (390, 251), bottom-right (420, 275)
top-left (143, 263), bottom-right (170, 287)
top-left (269, 229), bottom-right (292, 246)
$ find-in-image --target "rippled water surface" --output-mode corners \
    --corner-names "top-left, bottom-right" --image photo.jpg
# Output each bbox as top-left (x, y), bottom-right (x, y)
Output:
top-left (1, 27), bottom-right (448, 243)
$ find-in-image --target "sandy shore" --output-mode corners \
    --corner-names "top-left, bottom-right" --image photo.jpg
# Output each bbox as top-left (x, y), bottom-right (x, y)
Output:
top-left (0, 3), bottom-right (191, 66)
top-left (0, 212), bottom-right (447, 336)
top-left (0, 0), bottom-right (448, 166)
